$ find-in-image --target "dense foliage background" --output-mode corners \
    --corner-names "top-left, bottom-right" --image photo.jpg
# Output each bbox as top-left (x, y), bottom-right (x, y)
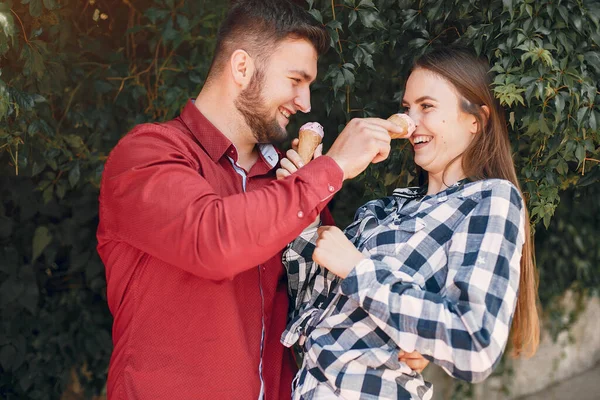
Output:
top-left (1, 0), bottom-right (598, 398)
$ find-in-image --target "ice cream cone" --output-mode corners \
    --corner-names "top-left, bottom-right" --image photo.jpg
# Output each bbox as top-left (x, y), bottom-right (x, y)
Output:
top-left (297, 122), bottom-right (324, 164)
top-left (387, 113), bottom-right (416, 139)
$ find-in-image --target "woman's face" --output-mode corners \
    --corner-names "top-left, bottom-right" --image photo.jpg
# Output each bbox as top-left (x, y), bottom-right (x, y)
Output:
top-left (402, 68), bottom-right (478, 177)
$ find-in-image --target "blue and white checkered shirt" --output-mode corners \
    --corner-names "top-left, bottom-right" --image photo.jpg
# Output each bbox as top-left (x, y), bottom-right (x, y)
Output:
top-left (281, 179), bottom-right (526, 399)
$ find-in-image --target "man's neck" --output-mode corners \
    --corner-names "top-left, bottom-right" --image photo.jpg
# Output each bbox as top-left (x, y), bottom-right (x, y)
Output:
top-left (195, 87), bottom-right (259, 170)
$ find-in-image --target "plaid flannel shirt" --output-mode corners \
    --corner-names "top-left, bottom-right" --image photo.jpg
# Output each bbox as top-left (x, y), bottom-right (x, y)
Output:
top-left (281, 179), bottom-right (526, 399)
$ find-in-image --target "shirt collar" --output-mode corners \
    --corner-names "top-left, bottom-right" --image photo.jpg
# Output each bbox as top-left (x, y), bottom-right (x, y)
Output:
top-left (392, 178), bottom-right (471, 200)
top-left (178, 99), bottom-right (280, 169)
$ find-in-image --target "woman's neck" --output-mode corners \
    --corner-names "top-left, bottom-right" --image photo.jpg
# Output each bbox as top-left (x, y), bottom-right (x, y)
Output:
top-left (426, 162), bottom-right (467, 195)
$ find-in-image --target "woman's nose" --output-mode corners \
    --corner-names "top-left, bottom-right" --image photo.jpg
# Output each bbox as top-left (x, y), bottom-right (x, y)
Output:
top-left (407, 109), bottom-right (419, 127)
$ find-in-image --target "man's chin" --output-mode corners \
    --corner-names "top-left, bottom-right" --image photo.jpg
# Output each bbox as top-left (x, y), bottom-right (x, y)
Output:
top-left (268, 130), bottom-right (288, 145)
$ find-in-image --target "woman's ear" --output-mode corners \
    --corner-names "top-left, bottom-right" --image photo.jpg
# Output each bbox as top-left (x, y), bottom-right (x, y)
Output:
top-left (230, 49), bottom-right (255, 88)
top-left (481, 105), bottom-right (490, 126)
top-left (471, 105), bottom-right (490, 135)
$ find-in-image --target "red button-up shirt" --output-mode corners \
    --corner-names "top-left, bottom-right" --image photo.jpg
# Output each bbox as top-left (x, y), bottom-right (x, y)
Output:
top-left (97, 101), bottom-right (342, 399)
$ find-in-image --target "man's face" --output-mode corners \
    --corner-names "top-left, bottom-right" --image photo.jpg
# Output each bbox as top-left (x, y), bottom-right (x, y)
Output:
top-left (235, 38), bottom-right (318, 144)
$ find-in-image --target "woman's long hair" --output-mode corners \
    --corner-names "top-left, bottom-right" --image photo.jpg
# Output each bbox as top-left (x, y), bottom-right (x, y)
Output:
top-left (414, 47), bottom-right (540, 357)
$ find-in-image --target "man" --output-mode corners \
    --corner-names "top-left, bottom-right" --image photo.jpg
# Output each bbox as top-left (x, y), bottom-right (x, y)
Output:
top-left (97, 0), bottom-right (404, 398)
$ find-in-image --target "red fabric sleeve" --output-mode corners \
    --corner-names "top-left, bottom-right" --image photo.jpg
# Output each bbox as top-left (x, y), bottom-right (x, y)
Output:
top-left (99, 125), bottom-right (343, 281)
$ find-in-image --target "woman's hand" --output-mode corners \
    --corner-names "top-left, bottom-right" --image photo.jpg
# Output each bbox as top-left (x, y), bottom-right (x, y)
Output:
top-left (399, 350), bottom-right (429, 374)
top-left (312, 226), bottom-right (365, 279)
top-left (276, 139), bottom-right (323, 180)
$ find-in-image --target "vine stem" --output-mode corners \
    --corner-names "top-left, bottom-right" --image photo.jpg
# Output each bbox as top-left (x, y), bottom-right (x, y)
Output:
top-left (582, 157), bottom-right (600, 175)
top-left (11, 9), bottom-right (29, 43)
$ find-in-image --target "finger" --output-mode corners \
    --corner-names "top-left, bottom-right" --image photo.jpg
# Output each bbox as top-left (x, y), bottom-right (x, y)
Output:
top-left (286, 149), bottom-right (304, 168)
top-left (400, 357), bottom-right (427, 368)
top-left (371, 142), bottom-right (391, 164)
top-left (276, 168), bottom-right (291, 180)
top-left (291, 138), bottom-right (300, 152)
top-left (403, 350), bottom-right (423, 358)
top-left (317, 225), bottom-right (332, 236)
top-left (362, 117), bottom-right (407, 135)
top-left (280, 157), bottom-right (299, 174)
top-left (313, 143), bottom-right (323, 159)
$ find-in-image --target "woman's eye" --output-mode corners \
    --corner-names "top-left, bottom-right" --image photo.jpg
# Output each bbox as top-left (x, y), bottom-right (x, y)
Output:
top-left (421, 103), bottom-right (433, 109)
top-left (291, 78), bottom-right (301, 84)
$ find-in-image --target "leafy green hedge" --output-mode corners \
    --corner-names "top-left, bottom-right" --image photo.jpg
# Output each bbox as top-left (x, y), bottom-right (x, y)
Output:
top-left (1, 0), bottom-right (599, 398)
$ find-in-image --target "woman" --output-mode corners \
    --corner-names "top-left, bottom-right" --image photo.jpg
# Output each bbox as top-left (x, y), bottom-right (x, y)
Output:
top-left (277, 47), bottom-right (540, 399)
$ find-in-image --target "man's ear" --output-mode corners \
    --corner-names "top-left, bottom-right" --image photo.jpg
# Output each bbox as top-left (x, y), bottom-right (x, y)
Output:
top-left (230, 49), bottom-right (255, 88)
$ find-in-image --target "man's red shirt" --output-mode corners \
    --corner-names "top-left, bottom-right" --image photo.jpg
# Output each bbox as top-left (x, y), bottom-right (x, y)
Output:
top-left (97, 101), bottom-right (341, 399)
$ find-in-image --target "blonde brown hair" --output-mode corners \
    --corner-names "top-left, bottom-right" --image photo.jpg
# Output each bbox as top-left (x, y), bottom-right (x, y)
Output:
top-left (414, 47), bottom-right (540, 357)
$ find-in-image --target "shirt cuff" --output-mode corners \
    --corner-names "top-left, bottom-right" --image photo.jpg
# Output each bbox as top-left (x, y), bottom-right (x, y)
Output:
top-left (294, 155), bottom-right (344, 203)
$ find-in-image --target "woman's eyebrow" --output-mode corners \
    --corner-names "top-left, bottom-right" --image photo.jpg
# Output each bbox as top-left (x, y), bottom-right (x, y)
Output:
top-left (402, 95), bottom-right (438, 106)
top-left (414, 95), bottom-right (437, 103)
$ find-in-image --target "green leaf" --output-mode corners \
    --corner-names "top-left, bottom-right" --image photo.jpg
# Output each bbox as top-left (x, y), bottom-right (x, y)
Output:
top-left (326, 20), bottom-right (342, 30)
top-left (43, 0), bottom-right (58, 10)
top-left (68, 163), bottom-right (80, 188)
top-left (308, 9), bottom-right (322, 24)
top-left (557, 5), bottom-right (569, 24)
top-left (575, 143), bottom-right (586, 165)
top-left (42, 184), bottom-right (53, 203)
top-left (358, 0), bottom-right (375, 8)
top-left (31, 161), bottom-right (45, 176)
top-left (341, 68), bottom-right (355, 86)
top-left (0, 80), bottom-right (9, 119)
top-left (332, 70), bottom-right (344, 92)
top-left (408, 38), bottom-right (428, 50)
top-left (349, 10), bottom-right (357, 27)
top-left (502, 0), bottom-right (514, 20)
top-left (19, 40), bottom-right (48, 80)
top-left (577, 107), bottom-right (588, 127)
top-left (29, 0), bottom-right (43, 17)
top-left (554, 94), bottom-right (565, 116)
top-left (32, 226), bottom-right (52, 261)
top-left (0, 5), bottom-right (15, 48)
top-left (358, 10), bottom-right (378, 28)
top-left (590, 110), bottom-right (597, 131)
top-left (177, 14), bottom-right (190, 31)
top-left (162, 19), bottom-right (177, 42)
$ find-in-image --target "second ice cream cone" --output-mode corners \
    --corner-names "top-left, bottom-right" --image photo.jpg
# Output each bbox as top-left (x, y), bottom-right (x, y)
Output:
top-left (387, 113), bottom-right (416, 139)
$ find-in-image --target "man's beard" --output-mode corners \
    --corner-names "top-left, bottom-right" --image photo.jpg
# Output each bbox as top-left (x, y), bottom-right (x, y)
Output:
top-left (234, 68), bottom-right (288, 144)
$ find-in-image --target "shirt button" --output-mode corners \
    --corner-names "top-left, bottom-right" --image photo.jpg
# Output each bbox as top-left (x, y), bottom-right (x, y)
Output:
top-left (328, 185), bottom-right (335, 192)
top-left (297, 211), bottom-right (304, 218)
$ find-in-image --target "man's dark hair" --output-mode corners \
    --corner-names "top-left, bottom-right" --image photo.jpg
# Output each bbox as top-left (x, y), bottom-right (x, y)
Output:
top-left (206, 0), bottom-right (329, 82)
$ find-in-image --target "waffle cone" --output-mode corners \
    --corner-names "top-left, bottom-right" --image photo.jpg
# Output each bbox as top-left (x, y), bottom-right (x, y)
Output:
top-left (298, 129), bottom-right (323, 164)
top-left (387, 114), bottom-right (412, 139)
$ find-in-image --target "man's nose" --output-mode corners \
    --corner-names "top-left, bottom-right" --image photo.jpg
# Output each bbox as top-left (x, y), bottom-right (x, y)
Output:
top-left (294, 87), bottom-right (311, 113)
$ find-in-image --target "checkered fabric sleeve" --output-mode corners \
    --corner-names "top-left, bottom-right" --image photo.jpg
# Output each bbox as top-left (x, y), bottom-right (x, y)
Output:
top-left (281, 226), bottom-right (340, 347)
top-left (339, 180), bottom-right (526, 383)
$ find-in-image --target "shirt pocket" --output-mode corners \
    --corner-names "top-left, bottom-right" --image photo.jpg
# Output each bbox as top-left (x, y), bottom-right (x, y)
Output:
top-left (359, 215), bottom-right (427, 257)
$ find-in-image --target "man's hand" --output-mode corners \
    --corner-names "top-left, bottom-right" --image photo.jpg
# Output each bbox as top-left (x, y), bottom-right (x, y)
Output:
top-left (399, 350), bottom-right (429, 374)
top-left (276, 139), bottom-right (323, 180)
top-left (312, 226), bottom-right (365, 279)
top-left (326, 118), bottom-right (402, 181)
